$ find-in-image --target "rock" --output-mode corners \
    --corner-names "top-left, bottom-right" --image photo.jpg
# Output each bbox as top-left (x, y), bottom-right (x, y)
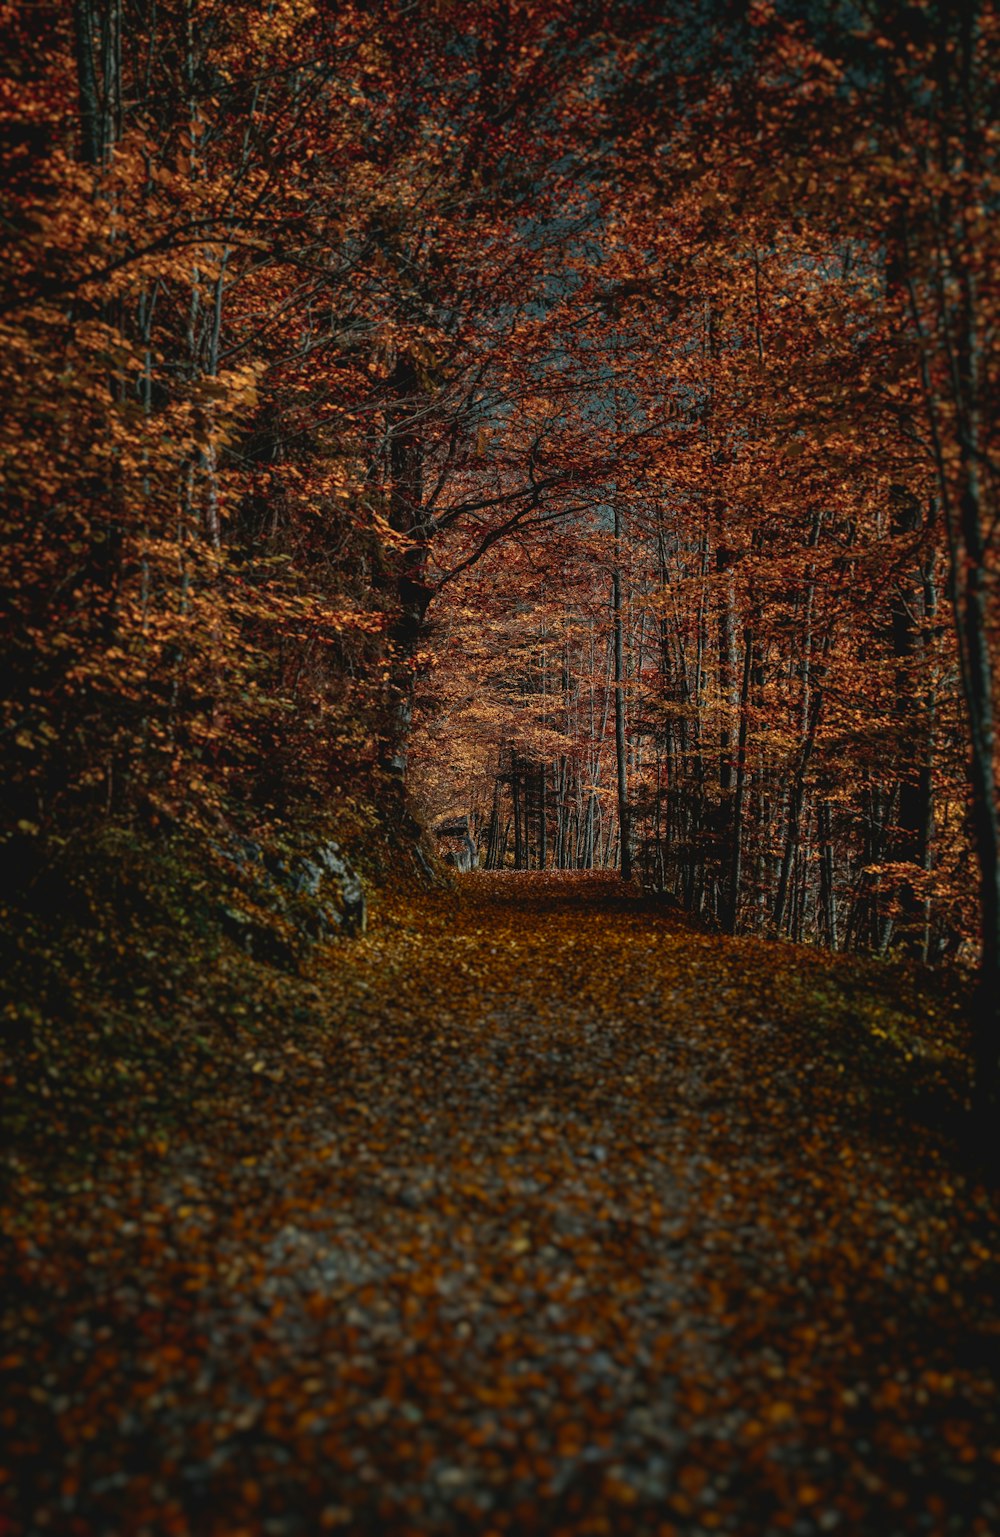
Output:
top-left (413, 844), bottom-right (439, 883)
top-left (216, 835), bottom-right (367, 960)
top-left (291, 842), bottom-right (367, 936)
top-left (228, 836), bottom-right (266, 872)
top-left (433, 811), bottom-right (476, 873)
top-left (436, 816), bottom-right (478, 872)
top-left (435, 817), bottom-right (471, 840)
top-left (218, 905), bottom-right (295, 968)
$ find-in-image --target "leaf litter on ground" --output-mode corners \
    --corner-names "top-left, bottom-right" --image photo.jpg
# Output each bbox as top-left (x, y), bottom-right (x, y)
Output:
top-left (2, 871), bottom-right (998, 1535)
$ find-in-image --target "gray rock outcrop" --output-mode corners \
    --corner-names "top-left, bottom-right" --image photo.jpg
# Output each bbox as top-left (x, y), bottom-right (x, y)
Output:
top-left (214, 835), bottom-right (367, 962)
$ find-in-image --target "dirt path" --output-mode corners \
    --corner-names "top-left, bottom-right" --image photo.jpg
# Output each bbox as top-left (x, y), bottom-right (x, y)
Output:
top-left (3, 872), bottom-right (999, 1535)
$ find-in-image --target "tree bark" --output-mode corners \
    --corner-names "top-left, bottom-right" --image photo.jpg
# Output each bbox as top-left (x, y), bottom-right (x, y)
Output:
top-left (384, 351), bottom-right (431, 776)
top-left (726, 626), bottom-right (753, 934)
top-left (73, 0), bottom-right (101, 166)
top-left (612, 501), bottom-right (632, 882)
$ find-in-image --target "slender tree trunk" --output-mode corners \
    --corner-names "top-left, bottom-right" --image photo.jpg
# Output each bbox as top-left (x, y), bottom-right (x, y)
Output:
top-left (512, 761), bottom-right (523, 870)
top-left (887, 487), bottom-right (937, 955)
top-left (818, 800), bottom-right (839, 950)
top-left (384, 351), bottom-right (431, 776)
top-left (612, 502), bottom-right (631, 881)
top-left (556, 756), bottom-right (568, 869)
top-left (498, 818), bottom-right (511, 870)
top-left (957, 449), bottom-right (1000, 1121)
top-left (726, 626), bottom-right (753, 934)
top-left (73, 0), bottom-right (101, 166)
top-left (486, 777), bottom-right (501, 870)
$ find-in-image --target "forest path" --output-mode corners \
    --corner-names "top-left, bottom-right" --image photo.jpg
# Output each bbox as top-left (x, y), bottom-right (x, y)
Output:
top-left (4, 873), bottom-right (999, 1535)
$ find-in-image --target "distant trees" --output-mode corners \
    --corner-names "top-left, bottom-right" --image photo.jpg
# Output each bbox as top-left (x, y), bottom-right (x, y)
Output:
top-left (410, 0), bottom-right (999, 1116)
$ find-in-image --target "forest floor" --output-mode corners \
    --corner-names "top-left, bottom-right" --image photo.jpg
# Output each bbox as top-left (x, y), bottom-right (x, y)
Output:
top-left (2, 871), bottom-right (999, 1537)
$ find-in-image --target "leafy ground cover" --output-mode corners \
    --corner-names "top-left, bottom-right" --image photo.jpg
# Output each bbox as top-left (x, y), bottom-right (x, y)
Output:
top-left (2, 872), bottom-right (998, 1535)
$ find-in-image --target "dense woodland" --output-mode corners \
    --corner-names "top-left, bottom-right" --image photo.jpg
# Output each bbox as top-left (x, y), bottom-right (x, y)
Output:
top-left (2, 2), bottom-right (998, 1095)
top-left (5, 7), bottom-right (1000, 1533)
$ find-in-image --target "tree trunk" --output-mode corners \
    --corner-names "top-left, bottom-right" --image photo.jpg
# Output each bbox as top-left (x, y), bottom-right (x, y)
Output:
top-left (73, 0), bottom-right (101, 166)
top-left (726, 626), bottom-right (753, 934)
top-left (512, 762), bottom-right (524, 870)
top-left (957, 450), bottom-right (1000, 1125)
top-left (612, 502), bottom-right (631, 881)
top-left (384, 351), bottom-right (431, 776)
top-left (818, 800), bottom-right (839, 950)
top-left (888, 488), bottom-right (937, 955)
